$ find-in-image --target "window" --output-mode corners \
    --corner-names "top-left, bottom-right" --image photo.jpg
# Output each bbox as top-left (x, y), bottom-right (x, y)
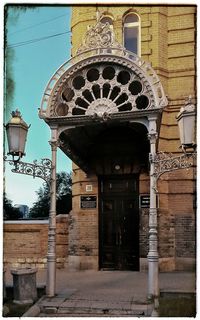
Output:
top-left (100, 16), bottom-right (113, 26)
top-left (123, 13), bottom-right (140, 55)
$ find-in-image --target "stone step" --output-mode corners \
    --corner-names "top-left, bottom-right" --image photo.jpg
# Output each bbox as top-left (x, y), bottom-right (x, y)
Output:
top-left (40, 302), bottom-right (150, 317)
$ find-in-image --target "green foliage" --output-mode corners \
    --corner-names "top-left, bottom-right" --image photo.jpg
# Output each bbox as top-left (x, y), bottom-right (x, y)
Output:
top-left (159, 296), bottom-right (196, 317)
top-left (3, 193), bottom-right (21, 220)
top-left (29, 171), bottom-right (72, 219)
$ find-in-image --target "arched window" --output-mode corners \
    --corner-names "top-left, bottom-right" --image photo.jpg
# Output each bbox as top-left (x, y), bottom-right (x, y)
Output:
top-left (123, 13), bottom-right (140, 55)
top-left (100, 16), bottom-right (113, 26)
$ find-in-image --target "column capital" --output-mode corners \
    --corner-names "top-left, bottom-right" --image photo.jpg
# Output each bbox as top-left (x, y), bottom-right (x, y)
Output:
top-left (148, 131), bottom-right (158, 144)
top-left (49, 139), bottom-right (60, 150)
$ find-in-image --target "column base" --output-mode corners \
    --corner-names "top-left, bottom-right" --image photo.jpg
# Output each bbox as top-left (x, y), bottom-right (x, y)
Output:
top-left (68, 255), bottom-right (98, 271)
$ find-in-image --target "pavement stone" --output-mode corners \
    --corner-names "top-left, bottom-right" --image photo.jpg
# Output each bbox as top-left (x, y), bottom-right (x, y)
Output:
top-left (59, 300), bottom-right (78, 308)
top-left (4, 268), bottom-right (195, 317)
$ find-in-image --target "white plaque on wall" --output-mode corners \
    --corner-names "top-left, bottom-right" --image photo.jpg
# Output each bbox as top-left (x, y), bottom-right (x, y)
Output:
top-left (86, 184), bottom-right (93, 192)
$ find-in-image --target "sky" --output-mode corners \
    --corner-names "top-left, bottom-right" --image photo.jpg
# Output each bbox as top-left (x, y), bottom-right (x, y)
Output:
top-left (4, 5), bottom-right (72, 208)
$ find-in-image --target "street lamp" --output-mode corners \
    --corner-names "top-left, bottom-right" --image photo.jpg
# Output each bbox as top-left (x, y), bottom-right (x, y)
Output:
top-left (5, 109), bottom-right (30, 161)
top-left (148, 96), bottom-right (196, 313)
top-left (176, 95), bottom-right (196, 152)
top-left (4, 109), bottom-right (58, 297)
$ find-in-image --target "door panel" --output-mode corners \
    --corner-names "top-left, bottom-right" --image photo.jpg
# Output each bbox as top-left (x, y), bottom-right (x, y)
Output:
top-left (99, 175), bottom-right (139, 271)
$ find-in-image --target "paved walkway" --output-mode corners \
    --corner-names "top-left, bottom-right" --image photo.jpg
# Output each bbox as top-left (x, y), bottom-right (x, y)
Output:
top-left (5, 269), bottom-right (196, 316)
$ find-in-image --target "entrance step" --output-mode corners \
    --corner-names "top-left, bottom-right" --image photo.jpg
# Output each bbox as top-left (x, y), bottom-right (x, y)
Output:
top-left (39, 298), bottom-right (152, 317)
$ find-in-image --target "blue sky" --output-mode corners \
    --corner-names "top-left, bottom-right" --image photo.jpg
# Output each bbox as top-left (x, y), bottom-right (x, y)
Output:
top-left (4, 5), bottom-right (72, 207)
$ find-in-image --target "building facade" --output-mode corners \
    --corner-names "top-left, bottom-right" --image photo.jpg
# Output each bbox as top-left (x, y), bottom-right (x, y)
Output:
top-left (14, 204), bottom-right (29, 219)
top-left (40, 5), bottom-right (196, 273)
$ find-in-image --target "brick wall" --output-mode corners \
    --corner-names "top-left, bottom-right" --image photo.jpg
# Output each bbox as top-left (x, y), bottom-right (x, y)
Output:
top-left (175, 215), bottom-right (195, 258)
top-left (3, 214), bottom-right (69, 269)
top-left (69, 5), bottom-right (196, 271)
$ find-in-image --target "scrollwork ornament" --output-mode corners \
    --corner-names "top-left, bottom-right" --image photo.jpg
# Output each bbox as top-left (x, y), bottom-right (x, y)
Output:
top-left (4, 156), bottom-right (52, 184)
top-left (77, 21), bottom-right (123, 54)
top-left (153, 152), bottom-right (196, 180)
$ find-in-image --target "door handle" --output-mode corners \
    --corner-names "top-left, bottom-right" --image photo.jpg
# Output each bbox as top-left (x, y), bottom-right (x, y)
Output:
top-left (119, 231), bottom-right (122, 246)
top-left (116, 230), bottom-right (122, 246)
top-left (116, 232), bottom-right (119, 245)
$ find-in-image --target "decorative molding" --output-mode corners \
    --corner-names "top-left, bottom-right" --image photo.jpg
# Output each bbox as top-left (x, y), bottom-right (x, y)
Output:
top-left (77, 21), bottom-right (123, 54)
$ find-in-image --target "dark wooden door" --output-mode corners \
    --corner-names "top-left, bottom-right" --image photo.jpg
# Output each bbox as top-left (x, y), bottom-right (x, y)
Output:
top-left (99, 175), bottom-right (139, 271)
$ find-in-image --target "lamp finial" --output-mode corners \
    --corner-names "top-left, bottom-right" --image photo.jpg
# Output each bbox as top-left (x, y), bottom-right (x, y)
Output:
top-left (11, 109), bottom-right (21, 118)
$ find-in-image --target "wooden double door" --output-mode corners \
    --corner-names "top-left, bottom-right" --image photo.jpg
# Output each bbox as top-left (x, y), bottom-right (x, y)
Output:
top-left (99, 175), bottom-right (139, 271)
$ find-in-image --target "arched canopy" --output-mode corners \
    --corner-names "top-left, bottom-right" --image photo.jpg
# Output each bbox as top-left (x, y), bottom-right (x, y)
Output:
top-left (39, 21), bottom-right (167, 124)
top-left (39, 48), bottom-right (167, 124)
top-left (39, 21), bottom-right (168, 173)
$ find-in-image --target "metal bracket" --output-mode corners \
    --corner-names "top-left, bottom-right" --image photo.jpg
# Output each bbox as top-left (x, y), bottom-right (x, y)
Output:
top-left (4, 157), bottom-right (52, 185)
top-left (151, 151), bottom-right (196, 180)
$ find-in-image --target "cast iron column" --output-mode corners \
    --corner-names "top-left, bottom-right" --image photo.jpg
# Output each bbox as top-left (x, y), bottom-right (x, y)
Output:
top-left (148, 117), bottom-right (159, 299)
top-left (46, 126), bottom-right (58, 297)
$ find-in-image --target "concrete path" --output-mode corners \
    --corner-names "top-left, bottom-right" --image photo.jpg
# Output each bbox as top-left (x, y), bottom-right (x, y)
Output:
top-left (5, 269), bottom-right (196, 317)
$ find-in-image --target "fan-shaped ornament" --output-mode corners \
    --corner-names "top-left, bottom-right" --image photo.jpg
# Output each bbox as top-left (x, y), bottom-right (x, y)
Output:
top-left (39, 20), bottom-right (168, 121)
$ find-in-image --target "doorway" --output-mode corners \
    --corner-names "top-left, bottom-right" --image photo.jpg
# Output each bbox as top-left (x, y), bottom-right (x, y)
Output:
top-left (99, 175), bottom-right (139, 271)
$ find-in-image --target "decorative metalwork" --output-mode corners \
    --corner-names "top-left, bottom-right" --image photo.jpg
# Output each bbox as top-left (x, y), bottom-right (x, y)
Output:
top-left (50, 62), bottom-right (155, 120)
top-left (77, 21), bottom-right (123, 54)
top-left (39, 23), bottom-right (168, 121)
top-left (4, 157), bottom-right (52, 184)
top-left (150, 152), bottom-right (196, 180)
top-left (90, 109), bottom-right (112, 122)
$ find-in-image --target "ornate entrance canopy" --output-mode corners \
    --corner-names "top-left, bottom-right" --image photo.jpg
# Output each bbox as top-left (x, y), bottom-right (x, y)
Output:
top-left (39, 21), bottom-right (168, 172)
top-left (39, 21), bottom-right (167, 123)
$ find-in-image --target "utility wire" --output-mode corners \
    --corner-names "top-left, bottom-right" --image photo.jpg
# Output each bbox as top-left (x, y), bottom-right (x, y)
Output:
top-left (7, 30), bottom-right (71, 48)
top-left (8, 13), bottom-right (68, 36)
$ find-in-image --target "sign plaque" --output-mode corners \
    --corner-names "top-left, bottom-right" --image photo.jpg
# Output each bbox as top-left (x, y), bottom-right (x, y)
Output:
top-left (139, 194), bottom-right (159, 208)
top-left (80, 196), bottom-right (97, 209)
top-left (86, 184), bottom-right (93, 192)
top-left (140, 195), bottom-right (150, 208)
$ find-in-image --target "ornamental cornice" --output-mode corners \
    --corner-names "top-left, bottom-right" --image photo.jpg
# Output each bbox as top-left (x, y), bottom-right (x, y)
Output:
top-left (42, 108), bottom-right (161, 127)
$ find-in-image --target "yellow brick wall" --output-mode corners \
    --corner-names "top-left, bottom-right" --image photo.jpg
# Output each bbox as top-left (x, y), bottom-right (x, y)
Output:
top-left (71, 5), bottom-right (196, 98)
top-left (3, 215), bottom-right (69, 269)
top-left (69, 5), bottom-right (196, 270)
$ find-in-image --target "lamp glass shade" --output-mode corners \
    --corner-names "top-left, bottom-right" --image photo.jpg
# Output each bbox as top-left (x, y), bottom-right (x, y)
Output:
top-left (5, 110), bottom-right (29, 158)
top-left (177, 110), bottom-right (195, 147)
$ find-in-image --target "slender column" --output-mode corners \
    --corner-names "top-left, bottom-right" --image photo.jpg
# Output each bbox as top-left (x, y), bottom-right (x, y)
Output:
top-left (46, 127), bottom-right (58, 297)
top-left (148, 119), bottom-right (159, 299)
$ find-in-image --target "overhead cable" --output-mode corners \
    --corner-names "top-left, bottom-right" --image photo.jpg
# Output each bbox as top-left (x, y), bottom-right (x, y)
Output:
top-left (7, 30), bottom-right (71, 48)
top-left (8, 13), bottom-right (68, 36)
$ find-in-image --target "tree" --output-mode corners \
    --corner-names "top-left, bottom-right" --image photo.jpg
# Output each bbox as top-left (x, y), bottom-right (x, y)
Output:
top-left (29, 171), bottom-right (72, 219)
top-left (3, 193), bottom-right (21, 220)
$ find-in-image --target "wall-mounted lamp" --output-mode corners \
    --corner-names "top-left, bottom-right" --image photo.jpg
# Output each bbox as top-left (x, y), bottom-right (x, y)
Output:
top-left (5, 109), bottom-right (30, 162)
top-left (176, 95), bottom-right (196, 152)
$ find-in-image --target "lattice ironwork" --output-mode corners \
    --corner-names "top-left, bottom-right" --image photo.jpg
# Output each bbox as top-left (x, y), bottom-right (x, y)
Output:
top-left (53, 63), bottom-right (154, 119)
top-left (150, 152), bottom-right (196, 180)
top-left (4, 157), bottom-right (52, 184)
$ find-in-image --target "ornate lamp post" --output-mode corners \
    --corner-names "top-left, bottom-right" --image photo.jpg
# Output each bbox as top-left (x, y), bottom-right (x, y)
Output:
top-left (4, 109), bottom-right (58, 297)
top-left (148, 96), bottom-right (196, 305)
top-left (5, 109), bottom-right (30, 161)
